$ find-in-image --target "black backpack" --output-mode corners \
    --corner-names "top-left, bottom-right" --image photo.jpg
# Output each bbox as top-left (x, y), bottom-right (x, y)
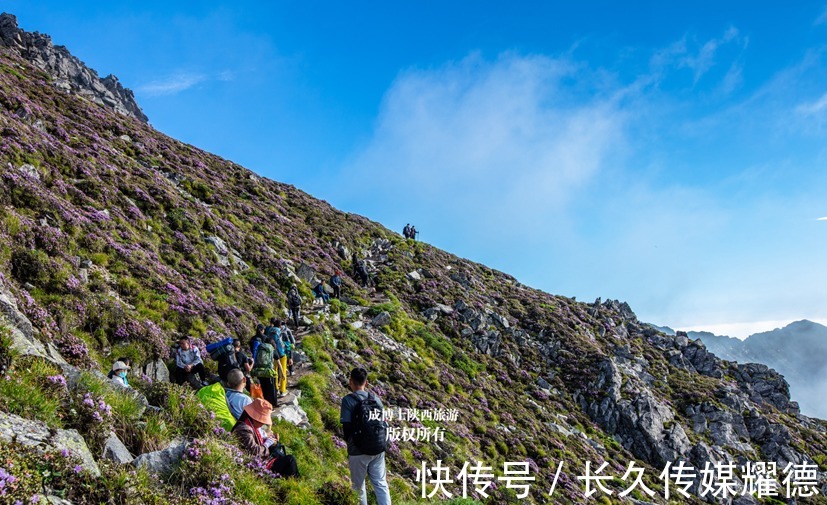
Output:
top-left (288, 289), bottom-right (302, 308)
top-left (350, 392), bottom-right (387, 455)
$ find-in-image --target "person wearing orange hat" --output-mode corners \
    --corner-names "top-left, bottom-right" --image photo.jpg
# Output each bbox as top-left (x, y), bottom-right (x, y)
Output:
top-left (231, 398), bottom-right (299, 478)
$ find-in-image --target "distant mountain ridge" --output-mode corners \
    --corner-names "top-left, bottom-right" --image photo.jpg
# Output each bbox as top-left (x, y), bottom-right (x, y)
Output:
top-left (658, 320), bottom-right (827, 419)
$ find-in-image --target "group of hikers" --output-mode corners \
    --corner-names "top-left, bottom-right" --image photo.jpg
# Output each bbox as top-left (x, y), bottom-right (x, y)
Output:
top-left (103, 276), bottom-right (392, 502)
top-left (402, 224), bottom-right (418, 240)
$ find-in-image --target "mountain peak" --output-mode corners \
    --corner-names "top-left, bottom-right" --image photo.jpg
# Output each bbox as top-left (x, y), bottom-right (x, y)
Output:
top-left (0, 12), bottom-right (147, 123)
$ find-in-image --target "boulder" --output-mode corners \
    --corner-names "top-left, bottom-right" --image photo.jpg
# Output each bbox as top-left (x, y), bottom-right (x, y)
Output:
top-left (102, 432), bottom-right (133, 465)
top-left (18, 163), bottom-right (39, 180)
top-left (133, 438), bottom-right (187, 475)
top-left (295, 263), bottom-right (316, 283)
top-left (349, 321), bottom-right (364, 330)
top-left (371, 311), bottom-right (392, 327)
top-left (205, 236), bottom-right (229, 255)
top-left (141, 358), bottom-right (170, 383)
top-left (406, 271), bottom-right (421, 281)
top-left (273, 393), bottom-right (310, 428)
top-left (0, 411), bottom-right (100, 476)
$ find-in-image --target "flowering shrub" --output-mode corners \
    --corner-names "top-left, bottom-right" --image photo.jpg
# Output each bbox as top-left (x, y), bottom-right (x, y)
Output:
top-left (53, 333), bottom-right (91, 368)
top-left (67, 392), bottom-right (114, 453)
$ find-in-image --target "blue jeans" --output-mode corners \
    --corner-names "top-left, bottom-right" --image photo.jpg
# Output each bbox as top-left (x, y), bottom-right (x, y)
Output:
top-left (348, 452), bottom-right (391, 505)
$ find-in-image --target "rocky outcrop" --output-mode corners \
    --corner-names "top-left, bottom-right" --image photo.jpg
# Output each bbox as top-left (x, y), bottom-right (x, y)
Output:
top-left (101, 432), bottom-right (133, 465)
top-left (132, 438), bottom-right (187, 475)
top-left (141, 358), bottom-right (170, 383)
top-left (0, 13), bottom-right (147, 122)
top-left (0, 411), bottom-right (100, 476)
top-left (1, 283), bottom-right (67, 367)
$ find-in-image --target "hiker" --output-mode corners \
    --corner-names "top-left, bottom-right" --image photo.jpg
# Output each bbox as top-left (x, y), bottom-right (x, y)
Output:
top-left (110, 361), bottom-right (132, 389)
top-left (264, 317), bottom-right (280, 341)
top-left (280, 321), bottom-right (296, 376)
top-left (250, 323), bottom-right (266, 360)
top-left (251, 333), bottom-right (278, 407)
top-left (410, 226), bottom-right (418, 241)
top-left (233, 339), bottom-right (254, 392)
top-left (174, 336), bottom-right (207, 386)
top-left (225, 369), bottom-right (252, 420)
top-left (356, 260), bottom-right (371, 288)
top-left (330, 271), bottom-right (343, 299)
top-left (270, 330), bottom-right (289, 398)
top-left (340, 367), bottom-right (391, 505)
top-left (287, 285), bottom-right (302, 328)
top-left (232, 398), bottom-right (299, 478)
top-left (351, 252), bottom-right (360, 277)
top-left (214, 339), bottom-right (240, 383)
top-left (313, 280), bottom-right (329, 305)
top-left (107, 357), bottom-right (132, 380)
top-left (402, 224), bottom-right (411, 239)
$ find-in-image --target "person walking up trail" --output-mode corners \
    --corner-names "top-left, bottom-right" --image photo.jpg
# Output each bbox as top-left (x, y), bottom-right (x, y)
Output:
top-left (340, 367), bottom-right (391, 505)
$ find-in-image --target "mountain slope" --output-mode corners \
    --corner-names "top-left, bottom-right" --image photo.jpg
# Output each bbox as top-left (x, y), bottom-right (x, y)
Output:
top-left (0, 15), bottom-right (825, 504)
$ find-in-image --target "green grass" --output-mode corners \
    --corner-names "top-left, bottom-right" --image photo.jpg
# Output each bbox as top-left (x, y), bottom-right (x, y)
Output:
top-left (0, 354), bottom-right (65, 427)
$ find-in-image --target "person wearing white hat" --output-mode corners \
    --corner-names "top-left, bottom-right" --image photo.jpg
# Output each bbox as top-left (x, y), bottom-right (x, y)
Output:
top-left (110, 360), bottom-right (131, 388)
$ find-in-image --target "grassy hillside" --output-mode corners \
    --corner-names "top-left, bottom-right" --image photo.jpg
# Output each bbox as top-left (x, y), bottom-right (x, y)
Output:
top-left (0, 41), bottom-right (825, 505)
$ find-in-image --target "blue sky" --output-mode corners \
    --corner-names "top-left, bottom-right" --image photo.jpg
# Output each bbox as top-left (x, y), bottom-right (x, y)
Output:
top-left (7, 1), bottom-right (827, 338)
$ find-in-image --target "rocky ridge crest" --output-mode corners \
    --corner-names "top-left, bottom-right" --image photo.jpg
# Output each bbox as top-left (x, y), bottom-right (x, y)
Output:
top-left (0, 13), bottom-right (147, 123)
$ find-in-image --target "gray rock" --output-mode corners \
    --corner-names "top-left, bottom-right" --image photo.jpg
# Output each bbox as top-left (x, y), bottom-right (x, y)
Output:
top-left (0, 411), bottom-right (100, 476)
top-left (133, 438), bottom-right (188, 475)
top-left (434, 304), bottom-right (454, 315)
top-left (273, 394), bottom-right (310, 428)
top-left (141, 358), bottom-right (169, 383)
top-left (471, 330), bottom-right (502, 356)
top-left (371, 311), bottom-right (392, 327)
top-left (349, 321), bottom-right (364, 330)
top-left (119, 134), bottom-right (131, 142)
top-left (489, 312), bottom-right (510, 329)
top-left (0, 14), bottom-right (148, 122)
top-left (296, 263), bottom-right (316, 283)
top-left (406, 271), bottom-right (421, 281)
top-left (46, 497), bottom-right (73, 505)
top-left (205, 235), bottom-right (229, 256)
top-left (102, 432), bottom-right (133, 465)
top-left (18, 163), bottom-right (39, 180)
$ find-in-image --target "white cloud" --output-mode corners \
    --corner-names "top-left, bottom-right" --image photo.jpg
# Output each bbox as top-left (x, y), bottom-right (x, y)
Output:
top-left (137, 72), bottom-right (207, 96)
top-left (818, 216), bottom-right (827, 221)
top-left (650, 27), bottom-right (746, 84)
top-left (343, 52), bottom-right (626, 239)
top-left (815, 6), bottom-right (827, 25)
top-left (796, 93), bottom-right (827, 116)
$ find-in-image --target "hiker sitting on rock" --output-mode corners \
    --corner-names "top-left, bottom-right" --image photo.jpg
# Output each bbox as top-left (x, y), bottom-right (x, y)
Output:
top-left (313, 280), bottom-right (329, 305)
top-left (107, 357), bottom-right (132, 380)
top-left (330, 271), bottom-right (343, 299)
top-left (232, 398), bottom-right (299, 478)
top-left (110, 360), bottom-right (131, 388)
top-left (174, 336), bottom-right (207, 387)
